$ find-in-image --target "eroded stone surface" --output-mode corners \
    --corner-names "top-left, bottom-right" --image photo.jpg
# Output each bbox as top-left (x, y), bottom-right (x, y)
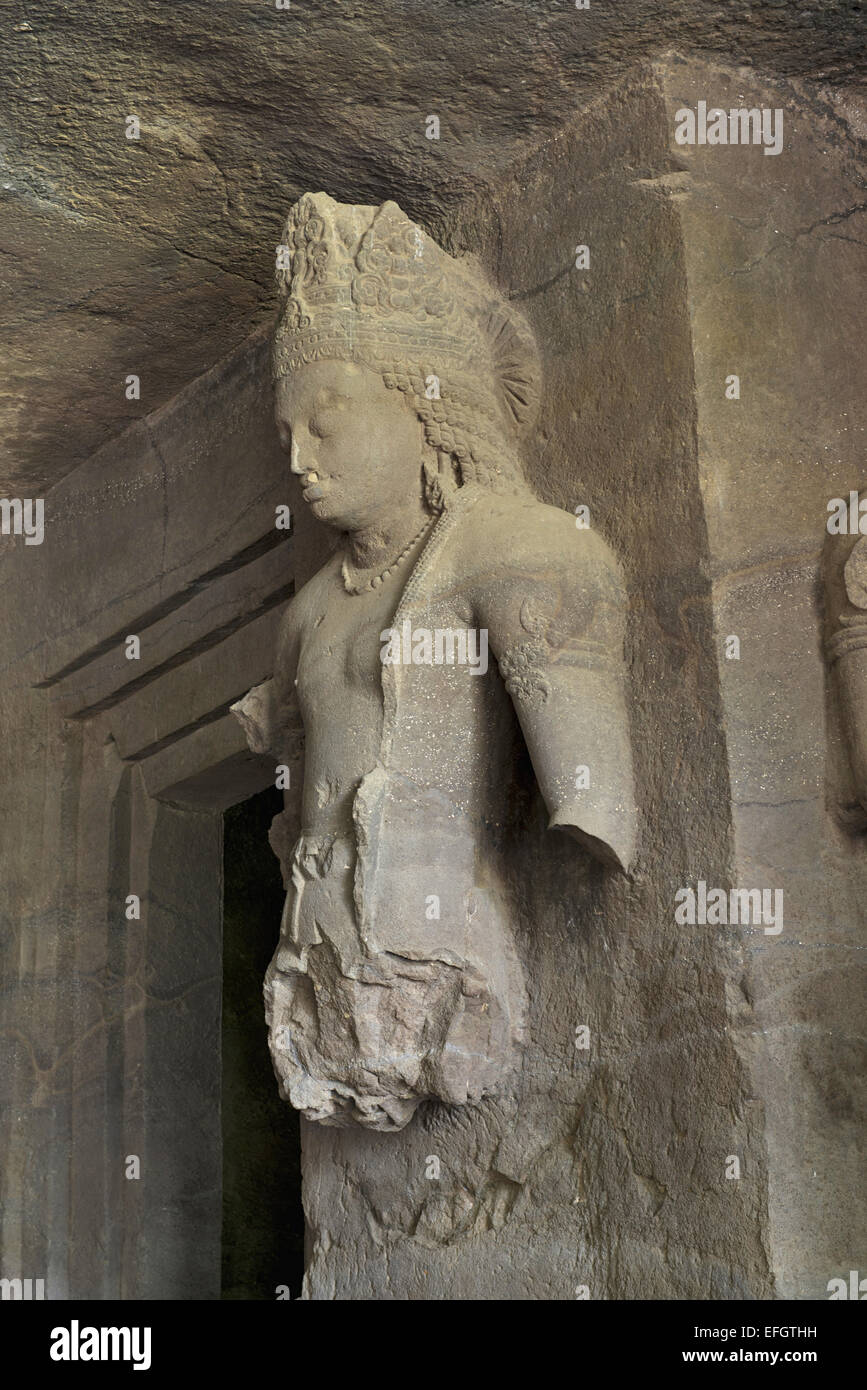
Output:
top-left (2, 2), bottom-right (864, 491)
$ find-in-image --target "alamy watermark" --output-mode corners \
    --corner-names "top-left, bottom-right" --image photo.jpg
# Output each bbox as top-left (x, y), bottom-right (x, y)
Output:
top-left (827, 1270), bottom-right (867, 1299)
top-left (675, 880), bottom-right (783, 935)
top-left (0, 1276), bottom-right (45, 1299)
top-left (674, 101), bottom-right (783, 157)
top-left (380, 622), bottom-right (489, 675)
top-left (827, 491), bottom-right (867, 534)
top-left (0, 498), bottom-right (44, 545)
top-left (50, 1322), bottom-right (152, 1370)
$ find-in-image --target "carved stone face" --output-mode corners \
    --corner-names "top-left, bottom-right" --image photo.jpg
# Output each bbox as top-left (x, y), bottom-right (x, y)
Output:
top-left (274, 360), bottom-right (425, 531)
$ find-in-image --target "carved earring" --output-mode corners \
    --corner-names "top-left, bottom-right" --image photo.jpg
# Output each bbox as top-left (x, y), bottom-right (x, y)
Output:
top-left (423, 449), bottom-right (456, 512)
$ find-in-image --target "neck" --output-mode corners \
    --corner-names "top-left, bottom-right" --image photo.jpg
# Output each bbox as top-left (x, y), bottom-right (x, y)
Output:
top-left (345, 497), bottom-right (432, 570)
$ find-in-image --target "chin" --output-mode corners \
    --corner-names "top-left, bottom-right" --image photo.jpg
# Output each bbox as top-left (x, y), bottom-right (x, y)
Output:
top-left (311, 499), bottom-right (357, 530)
top-left (308, 497), bottom-right (340, 524)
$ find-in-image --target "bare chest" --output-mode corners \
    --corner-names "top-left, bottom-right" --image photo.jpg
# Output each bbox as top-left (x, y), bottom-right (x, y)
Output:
top-left (295, 573), bottom-right (404, 718)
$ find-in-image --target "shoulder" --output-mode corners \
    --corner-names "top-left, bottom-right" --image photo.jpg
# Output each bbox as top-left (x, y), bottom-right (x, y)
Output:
top-left (451, 488), bottom-right (624, 597)
top-left (286, 551), bottom-right (342, 627)
top-left (274, 551), bottom-right (342, 676)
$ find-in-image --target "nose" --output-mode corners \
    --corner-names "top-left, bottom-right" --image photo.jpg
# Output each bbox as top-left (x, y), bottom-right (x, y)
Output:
top-left (289, 434), bottom-right (305, 476)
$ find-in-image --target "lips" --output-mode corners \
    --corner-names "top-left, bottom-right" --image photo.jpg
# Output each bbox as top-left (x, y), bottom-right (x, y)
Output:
top-left (301, 471), bottom-right (324, 502)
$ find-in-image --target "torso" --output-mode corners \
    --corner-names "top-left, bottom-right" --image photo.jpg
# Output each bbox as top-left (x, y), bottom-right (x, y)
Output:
top-left (293, 537), bottom-right (427, 837)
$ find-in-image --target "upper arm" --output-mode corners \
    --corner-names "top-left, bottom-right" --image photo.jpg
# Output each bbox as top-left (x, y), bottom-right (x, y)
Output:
top-left (474, 512), bottom-right (637, 873)
top-left (231, 593), bottom-right (305, 763)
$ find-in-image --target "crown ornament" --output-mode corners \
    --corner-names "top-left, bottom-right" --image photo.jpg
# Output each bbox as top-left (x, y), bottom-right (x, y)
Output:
top-left (272, 192), bottom-right (541, 444)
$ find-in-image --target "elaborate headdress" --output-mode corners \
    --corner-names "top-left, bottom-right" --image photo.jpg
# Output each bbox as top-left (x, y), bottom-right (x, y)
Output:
top-left (272, 192), bottom-right (541, 496)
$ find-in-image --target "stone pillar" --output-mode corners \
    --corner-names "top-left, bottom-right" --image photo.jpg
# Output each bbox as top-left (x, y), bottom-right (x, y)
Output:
top-left (656, 56), bottom-right (867, 1299)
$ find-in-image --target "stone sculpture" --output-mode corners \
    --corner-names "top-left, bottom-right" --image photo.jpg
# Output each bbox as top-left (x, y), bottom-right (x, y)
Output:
top-left (233, 192), bottom-right (637, 1131)
top-left (824, 490), bottom-right (867, 829)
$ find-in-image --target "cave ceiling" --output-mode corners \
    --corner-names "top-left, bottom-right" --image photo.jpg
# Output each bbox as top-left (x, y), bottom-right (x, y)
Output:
top-left (1, 0), bottom-right (864, 492)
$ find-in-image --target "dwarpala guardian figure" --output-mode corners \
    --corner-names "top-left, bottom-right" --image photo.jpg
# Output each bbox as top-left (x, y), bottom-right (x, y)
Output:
top-left (234, 193), bottom-right (637, 1131)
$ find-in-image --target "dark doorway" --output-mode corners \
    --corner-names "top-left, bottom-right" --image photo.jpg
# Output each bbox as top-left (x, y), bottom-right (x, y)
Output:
top-left (221, 786), bottom-right (304, 1299)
